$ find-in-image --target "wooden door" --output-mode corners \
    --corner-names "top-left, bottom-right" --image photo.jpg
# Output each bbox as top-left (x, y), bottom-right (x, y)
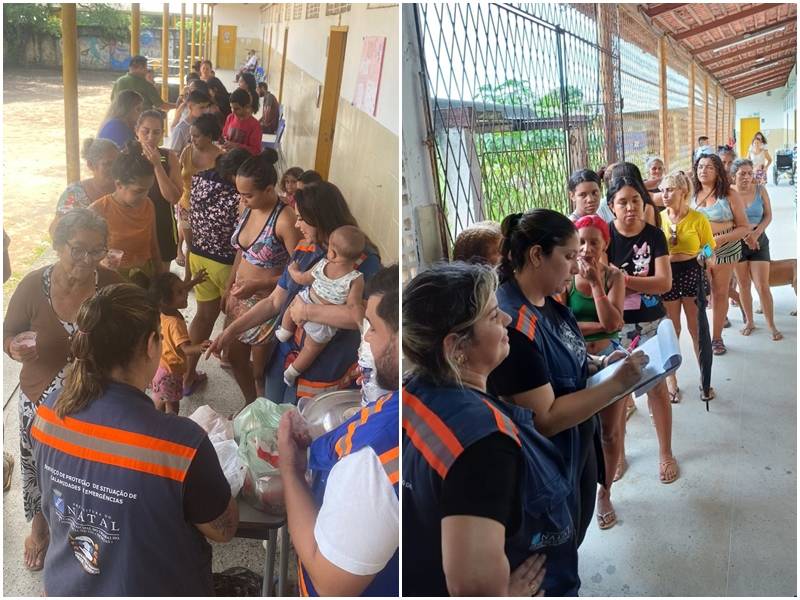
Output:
top-left (739, 116), bottom-right (761, 158)
top-left (314, 27), bottom-right (348, 180)
top-left (217, 25), bottom-right (237, 70)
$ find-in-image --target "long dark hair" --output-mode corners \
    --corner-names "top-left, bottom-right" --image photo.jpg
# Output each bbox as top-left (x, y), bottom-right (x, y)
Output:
top-left (55, 284), bottom-right (160, 418)
top-left (499, 208), bottom-right (576, 282)
top-left (239, 72), bottom-right (259, 113)
top-left (206, 76), bottom-right (231, 116)
top-left (609, 162), bottom-right (661, 227)
top-left (691, 153), bottom-right (730, 202)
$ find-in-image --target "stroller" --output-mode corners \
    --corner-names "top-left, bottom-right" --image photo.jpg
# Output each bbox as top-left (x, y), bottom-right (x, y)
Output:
top-left (773, 147), bottom-right (796, 185)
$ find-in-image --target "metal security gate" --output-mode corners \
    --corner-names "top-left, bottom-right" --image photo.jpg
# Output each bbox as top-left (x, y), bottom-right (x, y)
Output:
top-left (413, 2), bottom-right (624, 250)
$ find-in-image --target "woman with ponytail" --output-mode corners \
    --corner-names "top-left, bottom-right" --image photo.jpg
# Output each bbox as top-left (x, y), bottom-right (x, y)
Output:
top-left (30, 283), bottom-right (237, 595)
top-left (3, 209), bottom-right (122, 571)
top-left (213, 149), bottom-right (300, 404)
top-left (487, 209), bottom-right (646, 553)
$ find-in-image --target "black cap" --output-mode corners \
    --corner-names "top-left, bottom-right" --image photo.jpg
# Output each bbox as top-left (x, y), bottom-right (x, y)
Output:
top-left (129, 55), bottom-right (148, 68)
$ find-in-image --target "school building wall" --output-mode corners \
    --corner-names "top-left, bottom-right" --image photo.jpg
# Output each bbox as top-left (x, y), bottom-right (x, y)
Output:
top-left (212, 3), bottom-right (399, 264)
top-left (209, 4), bottom-right (264, 70)
top-left (735, 72), bottom-right (796, 151)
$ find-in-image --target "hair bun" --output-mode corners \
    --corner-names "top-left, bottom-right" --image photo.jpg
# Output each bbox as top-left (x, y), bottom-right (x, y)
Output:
top-left (260, 148), bottom-right (279, 165)
top-left (500, 212), bottom-right (523, 237)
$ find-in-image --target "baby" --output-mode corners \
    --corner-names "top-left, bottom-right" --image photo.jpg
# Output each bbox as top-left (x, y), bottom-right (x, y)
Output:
top-left (276, 225), bottom-right (366, 386)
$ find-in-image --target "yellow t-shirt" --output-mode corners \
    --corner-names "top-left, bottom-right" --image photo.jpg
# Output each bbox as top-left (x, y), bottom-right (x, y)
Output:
top-left (660, 208), bottom-right (716, 256)
top-left (160, 313), bottom-right (192, 374)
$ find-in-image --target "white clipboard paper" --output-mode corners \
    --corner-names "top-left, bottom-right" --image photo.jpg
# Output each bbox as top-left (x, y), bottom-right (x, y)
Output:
top-left (586, 319), bottom-right (682, 399)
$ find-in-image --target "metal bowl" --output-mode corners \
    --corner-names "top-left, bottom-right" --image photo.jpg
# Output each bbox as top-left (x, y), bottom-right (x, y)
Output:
top-left (297, 390), bottom-right (363, 439)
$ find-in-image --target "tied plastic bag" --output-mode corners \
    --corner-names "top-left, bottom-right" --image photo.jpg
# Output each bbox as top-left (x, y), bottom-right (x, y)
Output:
top-left (189, 405), bottom-right (245, 496)
top-left (233, 398), bottom-right (294, 513)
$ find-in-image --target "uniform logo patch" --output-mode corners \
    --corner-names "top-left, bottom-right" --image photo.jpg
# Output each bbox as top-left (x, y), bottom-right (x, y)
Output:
top-left (69, 534), bottom-right (100, 575)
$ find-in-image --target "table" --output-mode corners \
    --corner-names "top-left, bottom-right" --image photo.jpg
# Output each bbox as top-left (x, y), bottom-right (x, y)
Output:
top-left (235, 498), bottom-right (290, 596)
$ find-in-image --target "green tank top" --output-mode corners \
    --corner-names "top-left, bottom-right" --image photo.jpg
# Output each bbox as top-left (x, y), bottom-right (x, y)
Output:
top-left (567, 274), bottom-right (620, 343)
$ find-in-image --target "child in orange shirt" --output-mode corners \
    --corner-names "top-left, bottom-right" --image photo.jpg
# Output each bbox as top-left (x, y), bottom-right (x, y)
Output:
top-left (150, 271), bottom-right (212, 413)
top-left (90, 141), bottom-right (162, 285)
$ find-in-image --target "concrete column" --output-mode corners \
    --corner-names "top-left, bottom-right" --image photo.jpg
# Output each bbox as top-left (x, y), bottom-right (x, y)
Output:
top-left (131, 3), bottom-right (140, 55)
top-left (658, 36), bottom-right (669, 166)
top-left (61, 4), bottom-right (80, 183)
top-left (179, 3), bottom-right (186, 85)
top-left (162, 4), bottom-right (169, 102)
top-left (190, 3), bottom-right (196, 67)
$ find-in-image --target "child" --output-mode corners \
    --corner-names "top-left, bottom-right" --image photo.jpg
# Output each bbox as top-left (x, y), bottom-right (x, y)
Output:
top-left (568, 168), bottom-right (615, 223)
top-left (451, 220), bottom-right (502, 264)
top-left (89, 141), bottom-right (161, 283)
top-left (275, 225), bottom-right (366, 386)
top-left (150, 271), bottom-right (212, 412)
top-left (279, 166), bottom-right (303, 208)
top-left (168, 90), bottom-right (212, 156)
top-left (223, 88), bottom-right (262, 156)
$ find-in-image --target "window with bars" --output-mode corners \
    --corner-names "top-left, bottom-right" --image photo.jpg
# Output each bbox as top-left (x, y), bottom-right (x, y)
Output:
top-left (306, 3), bottom-right (320, 19)
top-left (414, 3), bottom-right (623, 246)
top-left (325, 3), bottom-right (351, 17)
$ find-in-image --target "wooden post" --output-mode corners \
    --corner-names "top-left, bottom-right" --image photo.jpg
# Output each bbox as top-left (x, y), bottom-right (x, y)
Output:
top-left (199, 4), bottom-right (204, 60)
top-left (658, 35), bottom-right (669, 165)
top-left (713, 84), bottom-right (719, 146)
top-left (190, 3), bottom-right (196, 68)
top-left (703, 72), bottom-right (709, 141)
top-left (278, 27), bottom-right (288, 102)
top-left (688, 62), bottom-right (696, 160)
top-left (162, 4), bottom-right (169, 102)
top-left (179, 4), bottom-right (186, 86)
top-left (207, 5), bottom-right (213, 61)
top-left (61, 4), bottom-right (80, 184)
top-left (131, 3), bottom-right (140, 55)
top-left (597, 4), bottom-right (618, 164)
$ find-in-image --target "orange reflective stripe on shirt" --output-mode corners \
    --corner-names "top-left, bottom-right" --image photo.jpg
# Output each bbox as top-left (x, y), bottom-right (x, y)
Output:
top-left (514, 305), bottom-right (538, 341)
top-left (297, 558), bottom-right (310, 596)
top-left (378, 446), bottom-right (399, 486)
top-left (295, 363), bottom-right (360, 399)
top-left (334, 394), bottom-right (389, 458)
top-left (402, 389), bottom-right (464, 479)
top-left (480, 398), bottom-right (521, 446)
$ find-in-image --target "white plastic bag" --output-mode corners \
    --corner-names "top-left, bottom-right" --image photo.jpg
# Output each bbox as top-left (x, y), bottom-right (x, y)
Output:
top-left (214, 439), bottom-right (246, 497)
top-left (188, 405), bottom-right (234, 443)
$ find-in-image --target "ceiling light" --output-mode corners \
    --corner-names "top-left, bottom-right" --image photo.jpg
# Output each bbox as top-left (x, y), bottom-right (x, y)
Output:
top-left (712, 26), bottom-right (786, 53)
top-left (734, 76), bottom-right (788, 93)
top-left (723, 61), bottom-right (792, 80)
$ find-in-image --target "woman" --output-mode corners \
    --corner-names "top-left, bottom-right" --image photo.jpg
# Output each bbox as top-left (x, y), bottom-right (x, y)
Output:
top-left (610, 162), bottom-right (659, 226)
top-left (731, 159), bottom-right (781, 341)
top-left (3, 209), bottom-right (122, 571)
top-left (488, 208), bottom-right (647, 549)
top-left (206, 76), bottom-right (232, 120)
top-left (207, 182), bottom-right (381, 406)
top-left (748, 132), bottom-right (772, 185)
top-left (223, 151), bottom-right (300, 404)
top-left (97, 90), bottom-right (144, 149)
top-left (404, 261), bottom-right (576, 596)
top-left (135, 110), bottom-right (183, 271)
top-left (644, 156), bottom-right (665, 207)
top-left (177, 113), bottom-right (224, 279)
top-left (559, 215), bottom-right (626, 530)
top-left (181, 148), bottom-right (253, 394)
top-left (171, 77), bottom-right (209, 130)
top-left (692, 153), bottom-right (750, 355)
top-left (55, 138), bottom-right (119, 215)
top-left (718, 146), bottom-right (737, 182)
top-left (30, 283), bottom-right (237, 595)
top-left (567, 169), bottom-right (614, 223)
top-left (659, 170), bottom-right (716, 401)
top-left (237, 71), bottom-right (260, 115)
top-left (606, 176), bottom-right (678, 484)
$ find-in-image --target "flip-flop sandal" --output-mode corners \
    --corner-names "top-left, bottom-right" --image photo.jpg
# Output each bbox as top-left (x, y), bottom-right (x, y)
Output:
top-left (183, 372), bottom-right (208, 396)
top-left (596, 510), bottom-right (617, 530)
top-left (723, 317), bottom-right (731, 328)
top-left (772, 330), bottom-right (784, 341)
top-left (668, 387), bottom-right (681, 404)
top-left (740, 324), bottom-right (755, 336)
top-left (711, 338), bottom-right (727, 355)
top-left (3, 452), bottom-right (14, 491)
top-left (23, 536), bottom-right (48, 571)
top-left (659, 456), bottom-right (679, 484)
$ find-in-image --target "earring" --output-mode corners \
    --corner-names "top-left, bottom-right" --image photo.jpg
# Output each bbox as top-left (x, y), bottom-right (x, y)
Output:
top-left (456, 354), bottom-right (466, 366)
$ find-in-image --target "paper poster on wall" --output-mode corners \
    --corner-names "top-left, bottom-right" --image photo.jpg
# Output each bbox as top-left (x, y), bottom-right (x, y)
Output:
top-left (352, 36), bottom-right (386, 117)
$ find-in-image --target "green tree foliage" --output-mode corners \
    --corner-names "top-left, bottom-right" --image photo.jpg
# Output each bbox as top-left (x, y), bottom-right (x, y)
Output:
top-left (76, 3), bottom-right (130, 39)
top-left (3, 3), bottom-right (61, 62)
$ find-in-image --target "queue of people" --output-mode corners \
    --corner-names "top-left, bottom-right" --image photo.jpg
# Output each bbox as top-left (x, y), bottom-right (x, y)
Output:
top-left (403, 136), bottom-right (782, 596)
top-left (5, 53), bottom-right (399, 596)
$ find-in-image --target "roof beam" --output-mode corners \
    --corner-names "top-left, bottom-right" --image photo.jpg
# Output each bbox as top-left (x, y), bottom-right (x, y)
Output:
top-left (691, 17), bottom-right (796, 55)
top-left (732, 79), bottom-right (790, 98)
top-left (643, 4), bottom-right (688, 18)
top-left (699, 32), bottom-right (797, 68)
top-left (674, 4), bottom-right (780, 41)
top-left (728, 74), bottom-right (791, 95)
top-left (712, 51), bottom-right (797, 77)
top-left (717, 57), bottom-right (796, 81)
top-left (722, 67), bottom-right (794, 91)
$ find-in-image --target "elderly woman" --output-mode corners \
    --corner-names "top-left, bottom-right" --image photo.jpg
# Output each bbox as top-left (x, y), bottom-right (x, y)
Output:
top-left (30, 283), bottom-right (237, 595)
top-left (55, 138), bottom-right (120, 215)
top-left (3, 209), bottom-right (122, 570)
top-left (731, 158), bottom-right (781, 340)
top-left (643, 156), bottom-right (665, 207)
top-left (403, 261), bottom-right (643, 596)
top-left (97, 89), bottom-right (144, 149)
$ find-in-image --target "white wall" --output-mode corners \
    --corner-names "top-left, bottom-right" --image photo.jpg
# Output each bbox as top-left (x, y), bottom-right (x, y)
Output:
top-left (262, 5), bottom-right (399, 136)
top-left (212, 4), bottom-right (263, 41)
top-left (736, 90), bottom-right (786, 131)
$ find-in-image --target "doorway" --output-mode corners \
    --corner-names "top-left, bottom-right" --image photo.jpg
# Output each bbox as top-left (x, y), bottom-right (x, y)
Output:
top-left (217, 25), bottom-right (237, 70)
top-left (314, 26), bottom-right (348, 180)
top-left (739, 116), bottom-right (761, 158)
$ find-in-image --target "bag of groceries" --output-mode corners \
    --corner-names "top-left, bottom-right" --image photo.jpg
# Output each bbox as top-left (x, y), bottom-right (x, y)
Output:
top-left (189, 405), bottom-right (246, 496)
